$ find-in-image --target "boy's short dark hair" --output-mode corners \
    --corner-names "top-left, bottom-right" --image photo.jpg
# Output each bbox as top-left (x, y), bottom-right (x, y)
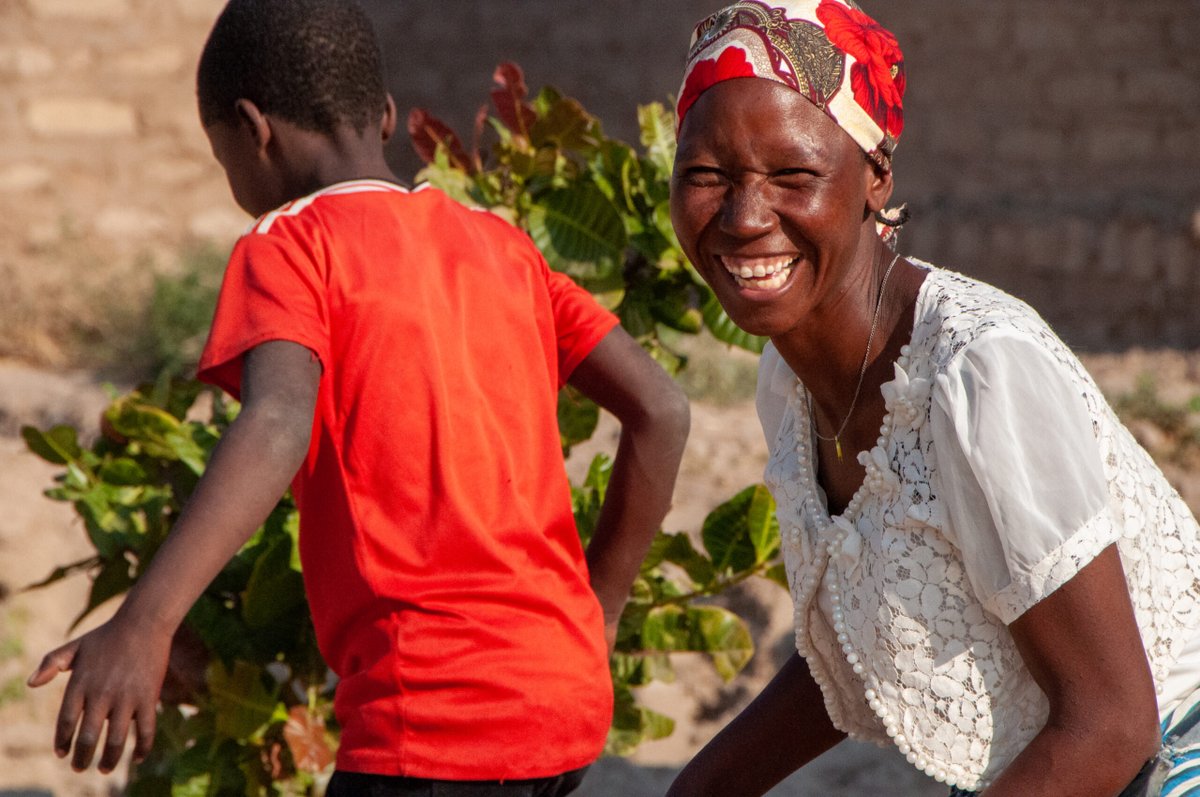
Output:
top-left (197, 0), bottom-right (388, 135)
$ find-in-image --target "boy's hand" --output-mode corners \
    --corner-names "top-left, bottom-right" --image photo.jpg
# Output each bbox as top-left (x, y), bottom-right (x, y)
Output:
top-left (28, 617), bottom-right (171, 773)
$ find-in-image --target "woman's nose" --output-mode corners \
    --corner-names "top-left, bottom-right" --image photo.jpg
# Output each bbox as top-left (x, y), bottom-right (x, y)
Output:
top-left (719, 179), bottom-right (777, 238)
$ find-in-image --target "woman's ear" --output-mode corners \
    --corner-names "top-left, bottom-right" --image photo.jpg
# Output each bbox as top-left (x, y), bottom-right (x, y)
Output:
top-left (864, 160), bottom-right (895, 214)
top-left (380, 94), bottom-right (398, 144)
top-left (234, 98), bottom-right (272, 155)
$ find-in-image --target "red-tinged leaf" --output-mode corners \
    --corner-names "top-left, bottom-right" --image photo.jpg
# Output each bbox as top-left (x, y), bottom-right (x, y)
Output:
top-left (261, 741), bottom-right (285, 779)
top-left (471, 103), bottom-right (488, 173)
top-left (406, 108), bottom-right (472, 172)
top-left (490, 61), bottom-right (537, 138)
top-left (283, 705), bottom-right (335, 774)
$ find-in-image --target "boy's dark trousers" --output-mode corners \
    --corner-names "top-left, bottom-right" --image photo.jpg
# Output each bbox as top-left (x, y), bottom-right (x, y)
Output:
top-left (326, 766), bottom-right (589, 797)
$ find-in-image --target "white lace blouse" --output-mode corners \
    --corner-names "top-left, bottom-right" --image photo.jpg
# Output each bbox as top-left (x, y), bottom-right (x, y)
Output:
top-left (756, 264), bottom-right (1200, 791)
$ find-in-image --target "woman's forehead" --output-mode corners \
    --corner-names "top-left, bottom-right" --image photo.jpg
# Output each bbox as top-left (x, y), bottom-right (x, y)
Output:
top-left (676, 79), bottom-right (852, 161)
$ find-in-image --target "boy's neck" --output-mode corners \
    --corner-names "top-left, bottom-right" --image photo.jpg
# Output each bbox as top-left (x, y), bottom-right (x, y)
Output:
top-left (276, 120), bottom-right (402, 200)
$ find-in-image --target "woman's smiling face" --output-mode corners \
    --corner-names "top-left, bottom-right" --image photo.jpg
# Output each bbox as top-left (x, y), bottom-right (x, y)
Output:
top-left (670, 78), bottom-right (886, 340)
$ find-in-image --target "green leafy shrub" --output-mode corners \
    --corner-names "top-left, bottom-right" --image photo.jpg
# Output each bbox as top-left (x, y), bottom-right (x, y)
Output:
top-left (25, 64), bottom-right (782, 794)
top-left (139, 245), bottom-right (226, 380)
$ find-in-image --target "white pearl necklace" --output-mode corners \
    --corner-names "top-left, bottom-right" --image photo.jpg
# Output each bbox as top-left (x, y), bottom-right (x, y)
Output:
top-left (788, 343), bottom-right (985, 791)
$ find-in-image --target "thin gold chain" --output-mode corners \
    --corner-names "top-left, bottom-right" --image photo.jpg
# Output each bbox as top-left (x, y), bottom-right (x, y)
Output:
top-left (810, 250), bottom-right (903, 461)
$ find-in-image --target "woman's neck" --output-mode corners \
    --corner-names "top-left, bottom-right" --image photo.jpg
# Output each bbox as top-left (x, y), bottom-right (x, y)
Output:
top-left (774, 257), bottom-right (925, 414)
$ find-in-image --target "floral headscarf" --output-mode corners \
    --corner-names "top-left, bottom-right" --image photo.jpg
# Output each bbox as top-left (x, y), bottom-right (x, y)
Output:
top-left (676, 0), bottom-right (905, 174)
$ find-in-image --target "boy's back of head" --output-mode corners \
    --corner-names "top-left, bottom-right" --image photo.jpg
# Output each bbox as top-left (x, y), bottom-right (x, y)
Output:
top-left (197, 0), bottom-right (388, 136)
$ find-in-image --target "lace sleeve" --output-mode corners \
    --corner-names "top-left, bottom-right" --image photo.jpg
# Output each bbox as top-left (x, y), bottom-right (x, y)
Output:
top-left (929, 331), bottom-right (1119, 624)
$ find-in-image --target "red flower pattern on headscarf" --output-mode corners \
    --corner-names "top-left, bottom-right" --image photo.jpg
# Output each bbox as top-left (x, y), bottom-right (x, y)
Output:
top-left (817, 0), bottom-right (905, 139)
top-left (676, 46), bottom-right (758, 127)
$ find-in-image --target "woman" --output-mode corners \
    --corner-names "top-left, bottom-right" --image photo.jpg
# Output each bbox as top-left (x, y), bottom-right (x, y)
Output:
top-left (665, 2), bottom-right (1200, 795)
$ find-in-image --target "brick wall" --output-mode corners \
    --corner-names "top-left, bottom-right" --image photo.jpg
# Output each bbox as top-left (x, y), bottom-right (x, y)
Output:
top-left (2, 0), bottom-right (1197, 363)
top-left (0, 0), bottom-right (238, 362)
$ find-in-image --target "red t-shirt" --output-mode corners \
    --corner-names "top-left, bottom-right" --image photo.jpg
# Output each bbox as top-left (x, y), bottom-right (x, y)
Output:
top-left (197, 180), bottom-right (618, 779)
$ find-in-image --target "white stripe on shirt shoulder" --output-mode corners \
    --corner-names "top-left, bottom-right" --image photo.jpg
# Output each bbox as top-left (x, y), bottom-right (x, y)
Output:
top-left (253, 179), bottom-right (410, 234)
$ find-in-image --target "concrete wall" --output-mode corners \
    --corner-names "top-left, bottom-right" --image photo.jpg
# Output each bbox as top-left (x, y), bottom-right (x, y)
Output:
top-left (2, 0), bottom-right (1197, 362)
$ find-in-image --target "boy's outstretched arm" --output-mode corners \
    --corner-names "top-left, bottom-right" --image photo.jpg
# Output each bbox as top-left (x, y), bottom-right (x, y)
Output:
top-left (27, 340), bottom-right (320, 774)
top-left (566, 327), bottom-right (690, 650)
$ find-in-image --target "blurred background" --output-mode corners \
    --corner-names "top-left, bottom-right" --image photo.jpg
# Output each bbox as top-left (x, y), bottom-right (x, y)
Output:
top-left (0, 0), bottom-right (1197, 794)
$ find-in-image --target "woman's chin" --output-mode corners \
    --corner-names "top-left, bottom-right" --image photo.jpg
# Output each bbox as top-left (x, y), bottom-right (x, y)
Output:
top-left (713, 300), bottom-right (793, 340)
top-left (710, 274), bottom-right (803, 338)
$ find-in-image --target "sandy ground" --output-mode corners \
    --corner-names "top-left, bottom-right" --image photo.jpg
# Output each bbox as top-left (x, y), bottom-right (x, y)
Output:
top-left (3, 350), bottom-right (1200, 796)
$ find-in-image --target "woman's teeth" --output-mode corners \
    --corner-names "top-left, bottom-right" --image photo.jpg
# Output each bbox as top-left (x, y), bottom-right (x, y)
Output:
top-left (723, 257), bottom-right (797, 290)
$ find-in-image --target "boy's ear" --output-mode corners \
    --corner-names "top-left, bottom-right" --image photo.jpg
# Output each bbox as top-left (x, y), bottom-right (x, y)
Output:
top-left (234, 98), bottom-right (272, 155)
top-left (864, 160), bottom-right (895, 214)
top-left (380, 94), bottom-right (398, 144)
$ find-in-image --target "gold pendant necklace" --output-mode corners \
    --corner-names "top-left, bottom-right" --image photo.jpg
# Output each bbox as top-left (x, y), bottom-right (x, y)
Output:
top-left (810, 250), bottom-right (902, 462)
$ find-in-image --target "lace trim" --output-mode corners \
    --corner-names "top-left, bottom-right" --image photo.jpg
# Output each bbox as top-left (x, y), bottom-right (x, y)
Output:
top-left (986, 505), bottom-right (1122, 624)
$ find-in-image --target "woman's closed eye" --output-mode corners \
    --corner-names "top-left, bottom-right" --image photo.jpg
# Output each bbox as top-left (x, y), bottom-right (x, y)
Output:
top-left (676, 165), bottom-right (728, 188)
top-left (770, 167), bottom-right (817, 186)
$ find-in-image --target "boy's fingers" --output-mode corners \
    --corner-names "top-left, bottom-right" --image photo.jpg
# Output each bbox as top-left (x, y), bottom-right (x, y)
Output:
top-left (98, 705), bottom-right (131, 773)
top-left (53, 681), bottom-right (84, 758)
top-left (70, 700), bottom-right (108, 772)
top-left (132, 703), bottom-right (157, 762)
top-left (28, 640), bottom-right (80, 688)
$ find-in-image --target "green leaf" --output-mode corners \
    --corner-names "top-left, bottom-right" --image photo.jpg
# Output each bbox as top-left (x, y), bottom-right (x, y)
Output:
top-left (161, 379), bottom-right (209, 421)
top-left (208, 660), bottom-right (278, 742)
top-left (650, 278), bottom-right (703, 334)
top-left (657, 532), bottom-right (716, 586)
top-left (589, 140), bottom-right (637, 211)
top-left (571, 454), bottom-right (612, 547)
top-left (99, 457), bottom-right (149, 485)
top-left (764, 562), bottom-right (790, 591)
top-left (637, 102), bottom-right (677, 178)
top-left (557, 386), bottom-right (599, 454)
top-left (106, 394), bottom-right (179, 440)
top-left (652, 201), bottom-right (682, 255)
top-left (640, 605), bottom-right (690, 651)
top-left (187, 596), bottom-right (251, 664)
top-left (526, 185), bottom-right (627, 288)
top-left (690, 605), bottom-right (755, 680)
top-left (170, 773), bottom-right (210, 797)
top-left (635, 604), bottom-right (752, 681)
top-left (616, 286), bottom-right (656, 340)
top-left (644, 339), bottom-right (685, 377)
top-left (105, 397), bottom-right (209, 475)
top-left (614, 599), bottom-right (651, 651)
top-left (21, 424), bottom-right (83, 465)
top-left (639, 532), bottom-right (672, 571)
top-left (745, 486), bottom-right (781, 566)
top-left (605, 684), bottom-right (676, 756)
top-left (701, 288), bottom-right (767, 353)
top-left (22, 555), bottom-right (101, 593)
top-left (701, 484), bottom-right (779, 574)
top-left (414, 155), bottom-right (479, 208)
top-left (282, 509), bottom-right (302, 572)
top-left (583, 454), bottom-right (613, 502)
top-left (241, 531), bottom-right (306, 629)
top-left (74, 494), bottom-right (125, 559)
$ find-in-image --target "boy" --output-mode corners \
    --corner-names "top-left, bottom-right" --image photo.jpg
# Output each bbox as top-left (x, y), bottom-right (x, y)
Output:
top-left (28, 1), bottom-right (690, 793)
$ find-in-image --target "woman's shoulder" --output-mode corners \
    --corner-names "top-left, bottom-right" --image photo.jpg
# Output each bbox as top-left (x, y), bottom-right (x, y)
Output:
top-left (912, 261), bottom-right (1071, 371)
